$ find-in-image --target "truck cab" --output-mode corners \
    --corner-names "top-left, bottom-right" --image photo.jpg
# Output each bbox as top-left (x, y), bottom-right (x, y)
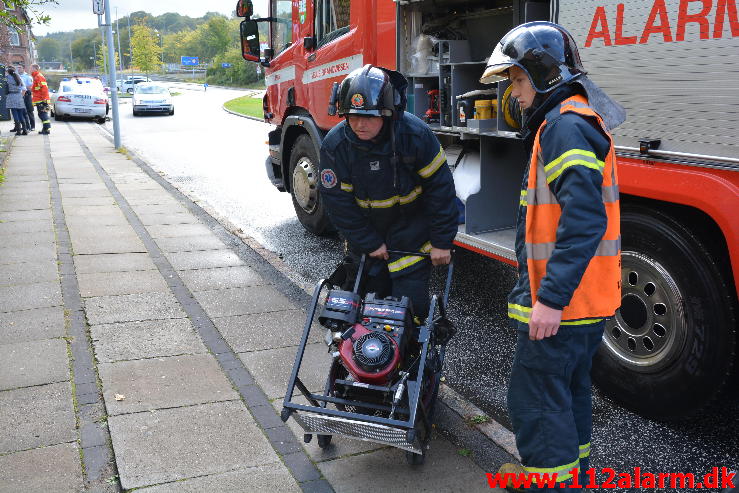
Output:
top-left (237, 0), bottom-right (738, 418)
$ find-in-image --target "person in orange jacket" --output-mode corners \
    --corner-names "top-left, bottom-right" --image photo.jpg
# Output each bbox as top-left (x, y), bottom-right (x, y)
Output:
top-left (30, 64), bottom-right (51, 135)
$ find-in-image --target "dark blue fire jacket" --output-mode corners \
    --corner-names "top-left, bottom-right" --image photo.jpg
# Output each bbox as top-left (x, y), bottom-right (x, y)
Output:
top-left (319, 112), bottom-right (458, 277)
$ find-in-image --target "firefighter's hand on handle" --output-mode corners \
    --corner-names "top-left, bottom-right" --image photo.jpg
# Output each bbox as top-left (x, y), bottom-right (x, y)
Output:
top-left (369, 244), bottom-right (389, 261)
top-left (528, 301), bottom-right (562, 341)
top-left (430, 247), bottom-right (451, 266)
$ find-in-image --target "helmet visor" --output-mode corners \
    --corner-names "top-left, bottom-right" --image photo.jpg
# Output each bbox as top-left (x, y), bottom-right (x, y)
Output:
top-left (480, 43), bottom-right (514, 84)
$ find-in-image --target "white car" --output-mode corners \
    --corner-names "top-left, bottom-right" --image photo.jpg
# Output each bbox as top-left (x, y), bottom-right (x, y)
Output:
top-left (52, 77), bottom-right (109, 123)
top-left (120, 76), bottom-right (151, 94)
top-left (132, 83), bottom-right (174, 116)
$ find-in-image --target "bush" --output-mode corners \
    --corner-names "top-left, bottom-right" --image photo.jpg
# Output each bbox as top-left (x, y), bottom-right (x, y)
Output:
top-left (206, 46), bottom-right (264, 87)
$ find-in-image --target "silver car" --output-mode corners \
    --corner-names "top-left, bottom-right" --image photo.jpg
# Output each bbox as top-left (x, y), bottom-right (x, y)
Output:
top-left (132, 83), bottom-right (174, 116)
top-left (52, 77), bottom-right (109, 123)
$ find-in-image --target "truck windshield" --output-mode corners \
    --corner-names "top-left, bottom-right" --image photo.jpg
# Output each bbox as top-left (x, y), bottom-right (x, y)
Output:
top-left (271, 0), bottom-right (293, 55)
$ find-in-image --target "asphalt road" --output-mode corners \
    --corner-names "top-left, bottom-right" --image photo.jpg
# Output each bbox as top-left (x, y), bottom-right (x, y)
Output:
top-left (100, 83), bottom-right (739, 488)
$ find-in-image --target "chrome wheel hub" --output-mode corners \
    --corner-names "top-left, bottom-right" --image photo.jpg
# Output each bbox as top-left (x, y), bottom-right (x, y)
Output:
top-left (604, 251), bottom-right (686, 368)
top-left (292, 157), bottom-right (318, 214)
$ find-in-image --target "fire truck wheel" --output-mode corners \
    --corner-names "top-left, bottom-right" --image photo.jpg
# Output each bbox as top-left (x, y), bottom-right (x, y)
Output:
top-left (592, 205), bottom-right (736, 418)
top-left (288, 134), bottom-right (333, 235)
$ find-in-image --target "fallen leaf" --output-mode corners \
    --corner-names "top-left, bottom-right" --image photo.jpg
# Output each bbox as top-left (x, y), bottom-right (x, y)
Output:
top-left (114, 394), bottom-right (125, 401)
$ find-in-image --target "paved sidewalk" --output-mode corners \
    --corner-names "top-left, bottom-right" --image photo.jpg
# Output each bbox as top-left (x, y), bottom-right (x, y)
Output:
top-left (0, 124), bottom-right (506, 492)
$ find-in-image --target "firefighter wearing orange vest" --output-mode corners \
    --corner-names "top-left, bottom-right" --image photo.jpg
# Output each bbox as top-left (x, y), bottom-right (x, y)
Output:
top-left (480, 22), bottom-right (624, 491)
top-left (30, 64), bottom-right (51, 135)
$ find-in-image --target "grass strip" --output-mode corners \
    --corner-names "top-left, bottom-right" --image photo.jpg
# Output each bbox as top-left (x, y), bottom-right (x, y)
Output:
top-left (224, 95), bottom-right (264, 120)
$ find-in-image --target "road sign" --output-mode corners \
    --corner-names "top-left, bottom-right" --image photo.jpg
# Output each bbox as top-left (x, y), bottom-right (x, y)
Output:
top-left (221, 63), bottom-right (232, 68)
top-left (181, 56), bottom-right (199, 66)
top-left (92, 0), bottom-right (104, 15)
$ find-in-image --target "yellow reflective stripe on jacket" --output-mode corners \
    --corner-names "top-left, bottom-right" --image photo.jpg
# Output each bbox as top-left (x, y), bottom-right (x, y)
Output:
top-left (544, 149), bottom-right (604, 184)
top-left (519, 189), bottom-right (527, 206)
top-left (340, 182), bottom-right (353, 193)
top-left (418, 147), bottom-right (446, 178)
top-left (387, 241), bottom-right (432, 273)
top-left (354, 186), bottom-right (422, 209)
top-left (579, 443), bottom-right (591, 459)
top-left (524, 458), bottom-right (579, 482)
top-left (508, 303), bottom-right (603, 325)
top-left (507, 303), bottom-right (532, 323)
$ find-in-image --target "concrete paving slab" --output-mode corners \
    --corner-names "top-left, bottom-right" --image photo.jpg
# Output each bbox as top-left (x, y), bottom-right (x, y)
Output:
top-left (239, 343), bottom-right (331, 399)
top-left (194, 285), bottom-right (294, 318)
top-left (154, 235), bottom-right (227, 253)
top-left (62, 205), bottom-right (123, 216)
top-left (166, 249), bottom-right (245, 270)
top-left (0, 382), bottom-right (76, 454)
top-left (0, 339), bottom-right (69, 390)
top-left (84, 292), bottom-right (186, 325)
top-left (91, 318), bottom-right (207, 362)
top-left (178, 265), bottom-right (264, 292)
top-left (73, 252), bottom-right (157, 273)
top-left (0, 231), bottom-right (55, 249)
top-left (136, 463), bottom-right (301, 493)
top-left (135, 212), bottom-right (201, 226)
top-left (99, 354), bottom-right (239, 415)
top-left (0, 442), bottom-right (84, 493)
top-left (130, 204), bottom-right (190, 215)
top-left (0, 220), bottom-right (51, 235)
top-left (124, 196), bottom-right (181, 207)
top-left (0, 182), bottom-right (49, 192)
top-left (77, 270), bottom-right (170, 297)
top-left (108, 401), bottom-right (278, 490)
top-left (71, 234), bottom-right (146, 255)
top-left (0, 259), bottom-right (59, 287)
top-left (146, 223), bottom-right (215, 239)
top-left (0, 196), bottom-right (51, 211)
top-left (67, 223), bottom-right (136, 238)
top-left (60, 196), bottom-right (116, 207)
top-left (0, 245), bottom-right (57, 265)
top-left (0, 282), bottom-right (62, 312)
top-left (0, 306), bottom-right (65, 344)
top-left (317, 437), bottom-right (494, 493)
top-left (215, 310), bottom-right (322, 352)
top-left (273, 395), bottom-right (387, 462)
top-left (0, 209), bottom-right (51, 222)
top-left (65, 214), bottom-right (130, 229)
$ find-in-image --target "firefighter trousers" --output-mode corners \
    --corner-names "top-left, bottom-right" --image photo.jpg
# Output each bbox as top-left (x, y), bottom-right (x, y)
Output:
top-left (363, 260), bottom-right (431, 319)
top-left (507, 321), bottom-right (604, 491)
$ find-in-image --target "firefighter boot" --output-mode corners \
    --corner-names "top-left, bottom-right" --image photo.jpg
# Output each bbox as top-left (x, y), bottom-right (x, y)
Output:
top-left (39, 122), bottom-right (51, 135)
top-left (497, 463), bottom-right (526, 492)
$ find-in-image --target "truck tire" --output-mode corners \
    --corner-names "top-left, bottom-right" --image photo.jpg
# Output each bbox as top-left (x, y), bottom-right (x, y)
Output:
top-left (288, 134), bottom-right (332, 235)
top-left (592, 205), bottom-right (736, 418)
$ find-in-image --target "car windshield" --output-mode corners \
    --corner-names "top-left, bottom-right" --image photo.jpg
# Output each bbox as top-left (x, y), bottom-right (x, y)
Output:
top-left (60, 81), bottom-right (103, 95)
top-left (136, 86), bottom-right (168, 94)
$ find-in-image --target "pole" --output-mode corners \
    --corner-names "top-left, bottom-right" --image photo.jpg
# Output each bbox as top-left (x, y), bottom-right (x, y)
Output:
top-left (104, 0), bottom-right (121, 149)
top-left (126, 14), bottom-right (132, 71)
top-left (115, 7), bottom-right (124, 72)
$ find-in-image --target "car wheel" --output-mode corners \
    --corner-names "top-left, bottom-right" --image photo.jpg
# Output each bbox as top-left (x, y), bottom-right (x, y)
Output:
top-left (592, 205), bottom-right (736, 418)
top-left (126, 88), bottom-right (133, 94)
top-left (288, 134), bottom-right (333, 235)
top-left (54, 113), bottom-right (63, 121)
top-left (132, 110), bottom-right (139, 116)
top-left (169, 108), bottom-right (174, 115)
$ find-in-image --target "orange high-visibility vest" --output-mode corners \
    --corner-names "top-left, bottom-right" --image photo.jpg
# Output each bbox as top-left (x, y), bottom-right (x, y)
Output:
top-left (525, 94), bottom-right (621, 321)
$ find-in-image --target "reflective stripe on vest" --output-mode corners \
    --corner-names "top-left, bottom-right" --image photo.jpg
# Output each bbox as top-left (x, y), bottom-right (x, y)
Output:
top-left (387, 241), bottom-right (431, 273)
top-left (355, 185), bottom-right (422, 209)
top-left (507, 303), bottom-right (603, 326)
top-left (522, 94), bottom-right (621, 321)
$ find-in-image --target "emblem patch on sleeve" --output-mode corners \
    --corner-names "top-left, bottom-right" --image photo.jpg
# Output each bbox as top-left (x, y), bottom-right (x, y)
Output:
top-left (320, 169), bottom-right (337, 188)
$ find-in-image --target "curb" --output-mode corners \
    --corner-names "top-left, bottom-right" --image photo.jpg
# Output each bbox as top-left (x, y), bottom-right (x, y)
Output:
top-left (222, 104), bottom-right (266, 123)
top-left (92, 121), bottom-right (521, 473)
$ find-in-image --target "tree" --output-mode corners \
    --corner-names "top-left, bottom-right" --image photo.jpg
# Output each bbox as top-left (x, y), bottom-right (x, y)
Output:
top-left (71, 34), bottom-right (97, 69)
top-left (0, 0), bottom-right (57, 29)
top-left (37, 37), bottom-right (60, 61)
top-left (130, 23), bottom-right (161, 75)
top-left (96, 44), bottom-right (119, 74)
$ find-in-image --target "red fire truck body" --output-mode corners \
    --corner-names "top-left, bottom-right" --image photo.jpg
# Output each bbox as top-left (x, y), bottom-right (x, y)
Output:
top-left (238, 0), bottom-right (738, 417)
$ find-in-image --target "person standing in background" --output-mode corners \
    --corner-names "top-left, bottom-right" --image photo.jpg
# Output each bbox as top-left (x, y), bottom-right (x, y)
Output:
top-left (17, 65), bottom-right (35, 131)
top-left (30, 64), bottom-right (51, 135)
top-left (5, 66), bottom-right (29, 136)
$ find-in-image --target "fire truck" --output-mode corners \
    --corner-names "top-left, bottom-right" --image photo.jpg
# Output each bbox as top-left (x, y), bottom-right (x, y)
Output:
top-left (236, 0), bottom-right (738, 418)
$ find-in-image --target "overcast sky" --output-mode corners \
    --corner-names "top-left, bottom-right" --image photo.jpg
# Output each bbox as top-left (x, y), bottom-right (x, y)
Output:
top-left (33, 0), bottom-right (269, 36)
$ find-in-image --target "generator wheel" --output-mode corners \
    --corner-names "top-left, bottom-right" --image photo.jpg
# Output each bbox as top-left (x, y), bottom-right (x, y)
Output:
top-left (592, 205), bottom-right (736, 418)
top-left (288, 134), bottom-right (333, 236)
top-left (317, 434), bottom-right (332, 449)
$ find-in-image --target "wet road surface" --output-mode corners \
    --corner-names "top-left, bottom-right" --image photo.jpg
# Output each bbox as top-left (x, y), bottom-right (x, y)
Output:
top-left (100, 83), bottom-right (739, 488)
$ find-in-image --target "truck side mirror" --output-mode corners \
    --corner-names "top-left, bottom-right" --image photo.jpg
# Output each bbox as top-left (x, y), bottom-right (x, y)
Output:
top-left (240, 20), bottom-right (261, 62)
top-left (236, 0), bottom-right (253, 18)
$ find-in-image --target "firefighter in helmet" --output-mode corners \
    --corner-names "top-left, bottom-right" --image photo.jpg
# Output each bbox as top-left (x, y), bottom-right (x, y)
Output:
top-left (480, 22), bottom-right (624, 490)
top-left (319, 64), bottom-right (458, 318)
